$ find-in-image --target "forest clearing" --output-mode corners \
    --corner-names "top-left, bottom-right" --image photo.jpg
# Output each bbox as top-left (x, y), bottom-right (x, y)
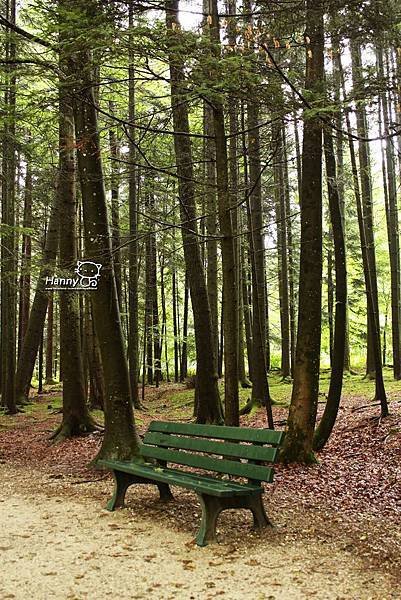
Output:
top-left (1, 377), bottom-right (401, 599)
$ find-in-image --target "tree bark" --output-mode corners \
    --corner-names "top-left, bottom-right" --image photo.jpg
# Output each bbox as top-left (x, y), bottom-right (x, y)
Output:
top-left (281, 0), bottom-right (324, 463)
top-left (207, 0), bottom-right (239, 426)
top-left (166, 0), bottom-right (223, 423)
top-left (313, 128), bottom-right (347, 451)
top-left (52, 20), bottom-right (97, 442)
top-left (71, 33), bottom-right (141, 460)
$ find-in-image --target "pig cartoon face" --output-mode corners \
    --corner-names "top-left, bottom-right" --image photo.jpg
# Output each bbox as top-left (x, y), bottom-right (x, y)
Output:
top-left (75, 261), bottom-right (102, 287)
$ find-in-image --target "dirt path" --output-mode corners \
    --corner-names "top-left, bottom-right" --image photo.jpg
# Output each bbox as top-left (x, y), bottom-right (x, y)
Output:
top-left (0, 465), bottom-right (399, 600)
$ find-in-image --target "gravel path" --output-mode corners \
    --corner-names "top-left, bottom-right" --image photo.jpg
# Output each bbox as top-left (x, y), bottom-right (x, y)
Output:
top-left (0, 464), bottom-right (398, 600)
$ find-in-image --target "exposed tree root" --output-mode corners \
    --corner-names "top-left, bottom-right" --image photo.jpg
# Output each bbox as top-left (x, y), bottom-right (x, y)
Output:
top-left (49, 418), bottom-right (102, 444)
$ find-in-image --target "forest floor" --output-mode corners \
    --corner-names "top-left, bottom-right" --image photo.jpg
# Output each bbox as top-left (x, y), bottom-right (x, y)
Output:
top-left (0, 372), bottom-right (401, 599)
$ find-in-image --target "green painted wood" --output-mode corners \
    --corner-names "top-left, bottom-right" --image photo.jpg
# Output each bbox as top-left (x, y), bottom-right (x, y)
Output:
top-left (143, 432), bottom-right (278, 463)
top-left (98, 460), bottom-right (263, 497)
top-left (148, 421), bottom-right (284, 445)
top-left (140, 446), bottom-right (274, 482)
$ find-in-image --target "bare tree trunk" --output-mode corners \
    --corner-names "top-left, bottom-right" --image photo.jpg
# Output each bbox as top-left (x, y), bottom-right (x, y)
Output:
top-left (71, 34), bottom-right (141, 459)
top-left (166, 0), bottom-right (222, 423)
top-left (313, 128), bottom-right (347, 451)
top-left (351, 41), bottom-right (380, 379)
top-left (52, 24), bottom-right (97, 442)
top-left (127, 0), bottom-right (140, 408)
top-left (45, 294), bottom-right (54, 384)
top-left (281, 0), bottom-right (324, 463)
top-left (377, 46), bottom-right (401, 380)
top-left (273, 122), bottom-right (291, 378)
top-left (206, 0), bottom-right (239, 425)
top-left (18, 162), bottom-right (32, 359)
top-left (14, 197), bottom-right (58, 404)
top-left (108, 100), bottom-right (122, 308)
top-left (338, 53), bottom-right (388, 416)
top-left (1, 0), bottom-right (17, 414)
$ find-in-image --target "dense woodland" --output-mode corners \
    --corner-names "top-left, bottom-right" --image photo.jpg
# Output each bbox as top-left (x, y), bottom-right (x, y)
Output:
top-left (1, 0), bottom-right (401, 464)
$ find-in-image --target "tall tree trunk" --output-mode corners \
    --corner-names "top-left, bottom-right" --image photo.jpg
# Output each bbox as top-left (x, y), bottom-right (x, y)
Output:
top-left (377, 46), bottom-right (401, 380)
top-left (45, 294), bottom-right (54, 384)
top-left (181, 274), bottom-right (189, 381)
top-left (127, 0), bottom-right (140, 408)
top-left (1, 0), bottom-right (17, 414)
top-left (166, 0), bottom-right (223, 423)
top-left (283, 134), bottom-right (296, 377)
top-left (71, 34), bottom-right (141, 459)
top-left (351, 41), bottom-right (380, 379)
top-left (207, 0), bottom-right (239, 426)
top-left (108, 100), bottom-right (122, 308)
top-left (52, 20), bottom-right (97, 442)
top-left (14, 196), bottom-right (58, 404)
top-left (273, 122), bottom-right (291, 378)
top-left (313, 128), bottom-right (347, 451)
top-left (172, 267), bottom-right (179, 383)
top-left (281, 0), bottom-right (324, 463)
top-left (18, 162), bottom-right (32, 359)
top-left (338, 54), bottom-right (388, 416)
top-left (332, 46), bottom-right (351, 372)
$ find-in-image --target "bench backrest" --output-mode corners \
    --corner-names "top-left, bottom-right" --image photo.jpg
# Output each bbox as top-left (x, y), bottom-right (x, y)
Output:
top-left (141, 421), bottom-right (284, 484)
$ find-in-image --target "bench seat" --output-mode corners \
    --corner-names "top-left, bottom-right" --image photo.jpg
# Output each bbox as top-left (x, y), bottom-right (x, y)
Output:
top-left (99, 421), bottom-right (284, 546)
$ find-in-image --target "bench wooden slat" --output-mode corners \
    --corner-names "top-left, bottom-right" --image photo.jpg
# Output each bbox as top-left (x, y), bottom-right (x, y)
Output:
top-left (148, 421), bottom-right (284, 445)
top-left (98, 460), bottom-right (263, 497)
top-left (143, 431), bottom-right (278, 463)
top-left (140, 445), bottom-right (274, 482)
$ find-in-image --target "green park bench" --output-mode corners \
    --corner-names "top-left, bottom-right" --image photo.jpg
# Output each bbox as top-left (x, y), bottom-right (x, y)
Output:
top-left (98, 421), bottom-right (284, 546)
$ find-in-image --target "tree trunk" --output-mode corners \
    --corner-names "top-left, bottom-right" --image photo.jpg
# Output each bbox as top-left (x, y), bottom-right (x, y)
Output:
top-left (351, 41), bottom-right (381, 379)
top-left (313, 128), bottom-right (347, 451)
top-left (71, 37), bottom-right (141, 460)
top-left (127, 0), bottom-right (140, 408)
top-left (207, 0), bottom-right (239, 426)
top-left (273, 122), bottom-right (291, 378)
top-left (166, 0), bottom-right (223, 423)
top-left (108, 100), bottom-right (122, 308)
top-left (45, 294), bottom-right (54, 384)
top-left (377, 46), bottom-right (401, 380)
top-left (18, 162), bottom-right (32, 359)
top-left (281, 0), bottom-right (324, 463)
top-left (1, 0), bottom-right (17, 414)
top-left (15, 195), bottom-right (59, 404)
top-left (52, 25), bottom-right (97, 442)
top-left (338, 53), bottom-right (388, 416)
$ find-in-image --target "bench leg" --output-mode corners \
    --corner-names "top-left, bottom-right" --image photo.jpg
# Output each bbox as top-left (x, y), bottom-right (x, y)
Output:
top-left (107, 471), bottom-right (134, 511)
top-left (195, 494), bottom-right (271, 546)
top-left (248, 495), bottom-right (271, 529)
top-left (196, 494), bottom-right (223, 547)
top-left (157, 483), bottom-right (174, 503)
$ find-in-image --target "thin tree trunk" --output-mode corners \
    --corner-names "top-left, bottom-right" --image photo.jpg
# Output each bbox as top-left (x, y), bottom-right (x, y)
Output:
top-left (15, 197), bottom-right (58, 404)
top-left (45, 294), bottom-right (54, 384)
top-left (181, 274), bottom-right (189, 381)
top-left (18, 162), bottom-right (32, 359)
top-left (127, 0), bottom-right (140, 408)
top-left (313, 128), bottom-right (347, 451)
top-left (351, 41), bottom-right (380, 379)
top-left (377, 46), bottom-right (401, 380)
top-left (108, 100), bottom-right (122, 308)
top-left (338, 53), bottom-right (388, 416)
top-left (207, 0), bottom-right (239, 426)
